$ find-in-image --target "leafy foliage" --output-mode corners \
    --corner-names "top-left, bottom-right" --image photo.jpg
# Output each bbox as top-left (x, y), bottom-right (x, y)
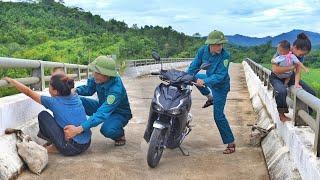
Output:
top-left (0, 0), bottom-right (319, 97)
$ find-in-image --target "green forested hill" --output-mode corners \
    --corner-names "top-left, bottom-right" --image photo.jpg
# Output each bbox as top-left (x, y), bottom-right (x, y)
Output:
top-left (1, 0), bottom-right (319, 98)
top-left (0, 0), bottom-right (206, 64)
top-left (0, 0), bottom-right (318, 66)
top-left (0, 0), bottom-right (280, 65)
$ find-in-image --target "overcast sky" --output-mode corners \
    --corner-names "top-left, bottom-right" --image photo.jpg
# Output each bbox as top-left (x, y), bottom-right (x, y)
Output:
top-left (3, 0), bottom-right (320, 37)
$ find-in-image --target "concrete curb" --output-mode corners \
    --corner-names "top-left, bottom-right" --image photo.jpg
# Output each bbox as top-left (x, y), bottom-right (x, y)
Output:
top-left (243, 61), bottom-right (320, 180)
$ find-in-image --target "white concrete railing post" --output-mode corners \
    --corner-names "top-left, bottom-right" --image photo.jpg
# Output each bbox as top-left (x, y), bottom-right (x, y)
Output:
top-left (292, 89), bottom-right (309, 126)
top-left (75, 65), bottom-right (81, 81)
top-left (86, 66), bottom-right (90, 79)
top-left (63, 63), bottom-right (68, 75)
top-left (31, 60), bottom-right (45, 91)
top-left (316, 112), bottom-right (320, 156)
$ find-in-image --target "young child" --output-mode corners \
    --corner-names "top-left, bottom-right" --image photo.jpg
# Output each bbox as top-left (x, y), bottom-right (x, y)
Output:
top-left (272, 40), bottom-right (308, 88)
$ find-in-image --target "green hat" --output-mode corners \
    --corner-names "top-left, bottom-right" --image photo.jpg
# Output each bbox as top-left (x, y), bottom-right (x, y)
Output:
top-left (88, 56), bottom-right (117, 77)
top-left (205, 30), bottom-right (228, 45)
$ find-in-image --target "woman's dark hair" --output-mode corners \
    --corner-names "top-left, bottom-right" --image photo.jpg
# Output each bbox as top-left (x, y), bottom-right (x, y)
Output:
top-left (50, 74), bottom-right (74, 96)
top-left (293, 32), bottom-right (312, 52)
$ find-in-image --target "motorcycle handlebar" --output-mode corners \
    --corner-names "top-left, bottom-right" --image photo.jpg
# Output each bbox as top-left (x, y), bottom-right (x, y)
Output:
top-left (191, 81), bottom-right (206, 87)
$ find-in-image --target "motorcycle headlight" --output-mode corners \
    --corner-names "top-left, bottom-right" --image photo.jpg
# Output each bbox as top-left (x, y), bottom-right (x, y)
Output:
top-left (168, 98), bottom-right (185, 115)
top-left (169, 108), bottom-right (181, 115)
top-left (153, 103), bottom-right (163, 112)
top-left (171, 109), bottom-right (181, 115)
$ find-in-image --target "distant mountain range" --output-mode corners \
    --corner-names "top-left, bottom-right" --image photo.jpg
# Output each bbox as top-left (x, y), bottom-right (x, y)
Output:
top-left (225, 29), bottom-right (320, 47)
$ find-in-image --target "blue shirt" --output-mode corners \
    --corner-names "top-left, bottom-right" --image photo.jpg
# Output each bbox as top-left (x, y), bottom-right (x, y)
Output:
top-left (41, 94), bottom-right (91, 144)
top-left (187, 45), bottom-right (231, 90)
top-left (76, 76), bottom-right (132, 131)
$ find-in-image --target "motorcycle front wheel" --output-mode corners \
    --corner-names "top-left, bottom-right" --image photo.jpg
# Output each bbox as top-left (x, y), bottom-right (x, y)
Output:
top-left (147, 128), bottom-right (166, 168)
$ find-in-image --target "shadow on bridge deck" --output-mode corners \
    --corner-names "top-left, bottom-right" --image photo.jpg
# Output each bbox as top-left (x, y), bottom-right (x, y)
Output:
top-left (19, 63), bottom-right (269, 180)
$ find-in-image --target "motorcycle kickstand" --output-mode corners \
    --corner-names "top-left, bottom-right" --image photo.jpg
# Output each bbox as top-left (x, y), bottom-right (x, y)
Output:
top-left (178, 145), bottom-right (190, 156)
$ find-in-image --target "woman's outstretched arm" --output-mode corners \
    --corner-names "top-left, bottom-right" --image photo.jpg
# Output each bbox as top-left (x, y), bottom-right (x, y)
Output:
top-left (3, 77), bottom-right (41, 104)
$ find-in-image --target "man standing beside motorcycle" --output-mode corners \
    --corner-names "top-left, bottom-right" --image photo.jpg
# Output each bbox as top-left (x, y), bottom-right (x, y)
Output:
top-left (187, 30), bottom-right (236, 154)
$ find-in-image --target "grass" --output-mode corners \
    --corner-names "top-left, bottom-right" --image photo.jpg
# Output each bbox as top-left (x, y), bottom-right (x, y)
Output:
top-left (301, 68), bottom-right (320, 97)
top-left (0, 87), bottom-right (19, 97)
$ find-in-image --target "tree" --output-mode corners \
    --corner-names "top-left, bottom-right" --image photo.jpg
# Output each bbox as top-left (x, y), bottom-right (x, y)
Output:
top-left (39, 0), bottom-right (55, 5)
top-left (131, 24), bottom-right (139, 30)
top-left (192, 33), bottom-right (201, 38)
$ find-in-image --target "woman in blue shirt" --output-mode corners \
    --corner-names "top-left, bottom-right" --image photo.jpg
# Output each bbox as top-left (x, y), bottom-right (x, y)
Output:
top-left (3, 74), bottom-right (91, 156)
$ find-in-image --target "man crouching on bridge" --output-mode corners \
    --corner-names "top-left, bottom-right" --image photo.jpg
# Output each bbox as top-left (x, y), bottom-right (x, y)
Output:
top-left (64, 56), bottom-right (132, 146)
top-left (187, 30), bottom-right (236, 154)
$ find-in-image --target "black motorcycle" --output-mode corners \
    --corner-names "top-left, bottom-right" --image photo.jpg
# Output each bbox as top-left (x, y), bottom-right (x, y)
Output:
top-left (145, 51), bottom-right (210, 168)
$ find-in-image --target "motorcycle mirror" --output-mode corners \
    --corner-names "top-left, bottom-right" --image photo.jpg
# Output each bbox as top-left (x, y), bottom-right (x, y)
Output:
top-left (152, 51), bottom-right (161, 62)
top-left (200, 63), bottom-right (211, 70)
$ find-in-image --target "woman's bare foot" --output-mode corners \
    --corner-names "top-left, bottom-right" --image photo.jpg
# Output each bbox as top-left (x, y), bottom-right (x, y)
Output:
top-left (279, 113), bottom-right (291, 122)
top-left (42, 141), bottom-right (52, 148)
top-left (45, 144), bottom-right (59, 153)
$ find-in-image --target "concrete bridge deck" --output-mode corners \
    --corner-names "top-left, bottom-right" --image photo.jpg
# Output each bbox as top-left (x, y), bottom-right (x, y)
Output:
top-left (18, 63), bottom-right (269, 180)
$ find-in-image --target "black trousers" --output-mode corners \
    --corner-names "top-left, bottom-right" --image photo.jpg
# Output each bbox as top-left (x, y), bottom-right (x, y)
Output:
top-left (37, 111), bottom-right (90, 156)
top-left (270, 72), bottom-right (316, 114)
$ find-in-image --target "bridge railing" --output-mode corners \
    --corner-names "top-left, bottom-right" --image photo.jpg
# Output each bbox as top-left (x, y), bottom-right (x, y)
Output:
top-left (245, 58), bottom-right (320, 156)
top-left (0, 57), bottom-right (89, 91)
top-left (0, 57), bottom-right (193, 91)
top-left (126, 58), bottom-right (193, 67)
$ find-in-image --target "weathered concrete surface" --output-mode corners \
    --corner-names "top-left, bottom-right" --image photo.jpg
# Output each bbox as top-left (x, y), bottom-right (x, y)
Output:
top-left (18, 63), bottom-right (268, 180)
top-left (243, 61), bottom-right (320, 180)
top-left (0, 93), bottom-right (45, 135)
top-left (242, 61), bottom-right (300, 179)
top-left (0, 93), bottom-right (46, 180)
top-left (0, 82), bottom-right (86, 180)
